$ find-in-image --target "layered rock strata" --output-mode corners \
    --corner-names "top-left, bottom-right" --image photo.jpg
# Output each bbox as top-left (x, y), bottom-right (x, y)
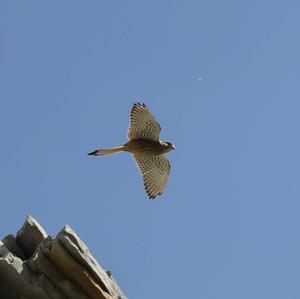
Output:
top-left (0, 215), bottom-right (127, 299)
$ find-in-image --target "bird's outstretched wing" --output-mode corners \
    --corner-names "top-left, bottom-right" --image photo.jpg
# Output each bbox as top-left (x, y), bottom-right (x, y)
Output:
top-left (128, 103), bottom-right (161, 141)
top-left (133, 153), bottom-right (170, 199)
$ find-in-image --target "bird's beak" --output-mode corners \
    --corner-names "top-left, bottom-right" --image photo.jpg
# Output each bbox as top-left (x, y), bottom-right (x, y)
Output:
top-left (172, 144), bottom-right (175, 150)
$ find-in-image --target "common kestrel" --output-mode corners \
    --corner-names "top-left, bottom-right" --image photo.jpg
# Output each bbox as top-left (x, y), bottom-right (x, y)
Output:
top-left (88, 103), bottom-right (175, 199)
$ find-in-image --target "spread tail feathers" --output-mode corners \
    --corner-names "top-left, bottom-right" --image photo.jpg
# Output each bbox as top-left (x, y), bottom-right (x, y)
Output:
top-left (87, 145), bottom-right (125, 156)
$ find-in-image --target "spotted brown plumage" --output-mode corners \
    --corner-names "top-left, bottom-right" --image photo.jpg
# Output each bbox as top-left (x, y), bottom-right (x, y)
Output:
top-left (133, 153), bottom-right (170, 199)
top-left (88, 103), bottom-right (174, 199)
top-left (128, 103), bottom-right (161, 142)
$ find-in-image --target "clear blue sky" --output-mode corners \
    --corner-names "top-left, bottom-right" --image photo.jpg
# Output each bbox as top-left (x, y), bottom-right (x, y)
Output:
top-left (1, 1), bottom-right (300, 298)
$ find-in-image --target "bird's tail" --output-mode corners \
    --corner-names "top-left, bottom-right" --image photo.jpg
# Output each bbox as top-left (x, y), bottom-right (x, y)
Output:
top-left (87, 145), bottom-right (125, 156)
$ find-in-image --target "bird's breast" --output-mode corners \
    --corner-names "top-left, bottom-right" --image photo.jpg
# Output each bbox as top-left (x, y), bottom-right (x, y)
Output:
top-left (124, 139), bottom-right (165, 155)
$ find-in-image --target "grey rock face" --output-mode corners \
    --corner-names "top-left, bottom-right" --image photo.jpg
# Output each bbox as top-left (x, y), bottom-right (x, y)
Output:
top-left (16, 215), bottom-right (48, 259)
top-left (0, 216), bottom-right (127, 299)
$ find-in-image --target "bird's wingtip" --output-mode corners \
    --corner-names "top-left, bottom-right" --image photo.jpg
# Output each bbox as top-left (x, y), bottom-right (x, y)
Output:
top-left (133, 102), bottom-right (146, 107)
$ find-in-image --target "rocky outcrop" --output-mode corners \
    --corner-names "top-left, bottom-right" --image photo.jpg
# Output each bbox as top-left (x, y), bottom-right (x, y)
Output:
top-left (0, 215), bottom-right (127, 299)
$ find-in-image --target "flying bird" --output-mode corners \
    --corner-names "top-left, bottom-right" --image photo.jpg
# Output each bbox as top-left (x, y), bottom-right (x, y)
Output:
top-left (88, 103), bottom-right (175, 199)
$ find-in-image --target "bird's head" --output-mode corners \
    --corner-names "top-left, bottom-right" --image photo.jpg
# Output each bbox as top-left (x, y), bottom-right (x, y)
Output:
top-left (161, 141), bottom-right (175, 152)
